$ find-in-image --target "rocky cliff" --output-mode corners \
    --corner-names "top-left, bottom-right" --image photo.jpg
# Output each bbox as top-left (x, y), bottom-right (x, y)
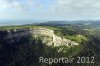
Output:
top-left (5, 28), bottom-right (78, 47)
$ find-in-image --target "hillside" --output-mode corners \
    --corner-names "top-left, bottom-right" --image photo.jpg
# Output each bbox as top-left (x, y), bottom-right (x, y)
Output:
top-left (0, 25), bottom-right (100, 66)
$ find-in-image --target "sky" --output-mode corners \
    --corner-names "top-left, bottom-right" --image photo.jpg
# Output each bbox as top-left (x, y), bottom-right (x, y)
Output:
top-left (0, 0), bottom-right (100, 21)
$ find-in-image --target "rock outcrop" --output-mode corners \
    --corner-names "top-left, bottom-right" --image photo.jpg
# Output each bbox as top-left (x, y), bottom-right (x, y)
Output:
top-left (5, 28), bottom-right (78, 47)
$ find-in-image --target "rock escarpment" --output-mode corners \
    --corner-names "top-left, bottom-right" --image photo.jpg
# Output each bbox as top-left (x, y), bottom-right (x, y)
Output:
top-left (5, 28), bottom-right (78, 47)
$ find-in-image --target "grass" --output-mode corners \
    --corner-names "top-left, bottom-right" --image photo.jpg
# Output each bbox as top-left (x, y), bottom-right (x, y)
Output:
top-left (65, 35), bottom-right (88, 43)
top-left (0, 25), bottom-right (58, 30)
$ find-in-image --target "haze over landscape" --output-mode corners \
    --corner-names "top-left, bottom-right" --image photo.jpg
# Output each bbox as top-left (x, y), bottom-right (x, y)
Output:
top-left (0, 0), bottom-right (100, 26)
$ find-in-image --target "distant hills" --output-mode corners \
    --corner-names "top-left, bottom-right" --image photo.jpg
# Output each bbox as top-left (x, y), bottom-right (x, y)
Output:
top-left (0, 20), bottom-right (100, 26)
top-left (38, 21), bottom-right (100, 27)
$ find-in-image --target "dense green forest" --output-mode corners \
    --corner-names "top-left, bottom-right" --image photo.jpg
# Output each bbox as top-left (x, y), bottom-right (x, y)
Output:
top-left (0, 24), bottom-right (100, 66)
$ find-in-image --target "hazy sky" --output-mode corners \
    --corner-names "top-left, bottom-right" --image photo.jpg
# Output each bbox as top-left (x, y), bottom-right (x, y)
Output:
top-left (0, 0), bottom-right (100, 21)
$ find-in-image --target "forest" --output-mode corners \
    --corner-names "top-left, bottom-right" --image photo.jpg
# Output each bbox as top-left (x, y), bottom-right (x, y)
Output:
top-left (0, 23), bottom-right (100, 66)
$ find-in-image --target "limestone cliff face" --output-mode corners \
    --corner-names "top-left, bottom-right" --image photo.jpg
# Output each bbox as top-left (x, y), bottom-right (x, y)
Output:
top-left (53, 35), bottom-right (78, 46)
top-left (33, 34), bottom-right (78, 47)
top-left (5, 28), bottom-right (78, 47)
